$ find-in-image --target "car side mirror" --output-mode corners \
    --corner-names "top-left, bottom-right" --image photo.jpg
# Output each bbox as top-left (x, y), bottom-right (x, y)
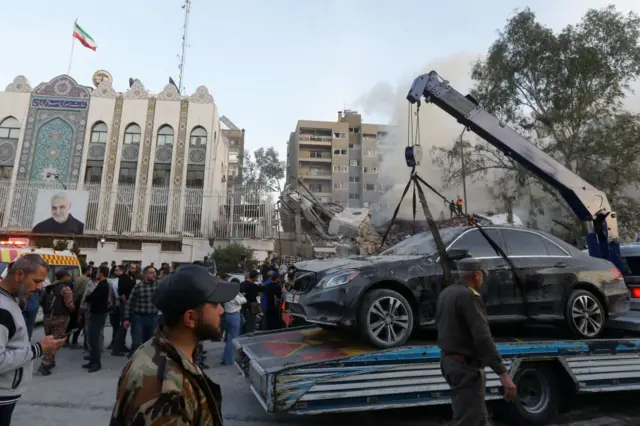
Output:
top-left (447, 249), bottom-right (471, 262)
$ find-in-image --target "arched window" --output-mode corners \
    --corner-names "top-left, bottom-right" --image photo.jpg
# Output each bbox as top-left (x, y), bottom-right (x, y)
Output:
top-left (124, 123), bottom-right (141, 144)
top-left (0, 117), bottom-right (20, 140)
top-left (157, 125), bottom-right (174, 146)
top-left (90, 122), bottom-right (108, 143)
top-left (189, 126), bottom-right (207, 147)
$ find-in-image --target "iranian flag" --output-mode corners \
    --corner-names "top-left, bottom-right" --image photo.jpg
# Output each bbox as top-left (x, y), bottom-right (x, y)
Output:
top-left (73, 22), bottom-right (97, 51)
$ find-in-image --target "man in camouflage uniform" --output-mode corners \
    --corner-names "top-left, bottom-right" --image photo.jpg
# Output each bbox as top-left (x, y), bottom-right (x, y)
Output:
top-left (38, 270), bottom-right (75, 375)
top-left (111, 265), bottom-right (239, 426)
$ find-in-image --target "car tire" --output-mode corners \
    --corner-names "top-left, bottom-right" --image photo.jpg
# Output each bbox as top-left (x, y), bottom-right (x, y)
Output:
top-left (507, 363), bottom-right (562, 426)
top-left (358, 288), bottom-right (414, 349)
top-left (565, 289), bottom-right (606, 339)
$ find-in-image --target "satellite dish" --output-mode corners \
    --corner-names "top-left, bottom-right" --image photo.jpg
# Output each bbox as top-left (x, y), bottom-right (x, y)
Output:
top-left (92, 70), bottom-right (113, 88)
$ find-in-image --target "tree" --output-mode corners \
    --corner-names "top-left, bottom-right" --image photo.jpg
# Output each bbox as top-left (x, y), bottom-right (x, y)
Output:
top-left (433, 6), bottom-right (640, 239)
top-left (212, 243), bottom-right (258, 275)
top-left (240, 147), bottom-right (285, 192)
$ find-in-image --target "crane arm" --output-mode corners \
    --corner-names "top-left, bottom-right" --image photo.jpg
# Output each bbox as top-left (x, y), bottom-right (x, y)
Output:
top-left (406, 71), bottom-right (618, 242)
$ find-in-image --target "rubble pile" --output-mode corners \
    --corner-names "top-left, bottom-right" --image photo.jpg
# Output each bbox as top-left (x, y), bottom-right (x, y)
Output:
top-left (281, 186), bottom-right (489, 256)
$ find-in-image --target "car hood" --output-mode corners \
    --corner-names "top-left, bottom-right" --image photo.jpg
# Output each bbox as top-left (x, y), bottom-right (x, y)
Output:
top-left (294, 255), bottom-right (428, 274)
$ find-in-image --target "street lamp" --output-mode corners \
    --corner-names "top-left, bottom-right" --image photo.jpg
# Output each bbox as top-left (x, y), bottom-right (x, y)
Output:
top-left (99, 235), bottom-right (106, 247)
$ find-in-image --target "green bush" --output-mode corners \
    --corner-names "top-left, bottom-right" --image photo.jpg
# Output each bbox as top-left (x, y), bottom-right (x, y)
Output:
top-left (212, 244), bottom-right (258, 275)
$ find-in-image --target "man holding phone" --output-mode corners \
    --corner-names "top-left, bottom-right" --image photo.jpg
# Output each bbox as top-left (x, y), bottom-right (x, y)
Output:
top-left (0, 254), bottom-right (67, 425)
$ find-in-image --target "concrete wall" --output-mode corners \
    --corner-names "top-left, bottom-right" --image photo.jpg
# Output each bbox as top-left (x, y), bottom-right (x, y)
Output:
top-left (78, 237), bottom-right (274, 266)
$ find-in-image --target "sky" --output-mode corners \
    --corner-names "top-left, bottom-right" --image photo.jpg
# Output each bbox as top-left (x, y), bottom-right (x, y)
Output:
top-left (1, 0), bottom-right (639, 165)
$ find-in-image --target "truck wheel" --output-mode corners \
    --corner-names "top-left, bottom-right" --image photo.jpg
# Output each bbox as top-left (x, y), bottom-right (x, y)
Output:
top-left (565, 289), bottom-right (605, 339)
top-left (508, 363), bottom-right (561, 425)
top-left (358, 288), bottom-right (414, 349)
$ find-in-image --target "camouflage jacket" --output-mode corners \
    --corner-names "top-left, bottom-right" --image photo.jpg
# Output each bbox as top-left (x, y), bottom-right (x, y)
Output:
top-left (110, 326), bottom-right (223, 426)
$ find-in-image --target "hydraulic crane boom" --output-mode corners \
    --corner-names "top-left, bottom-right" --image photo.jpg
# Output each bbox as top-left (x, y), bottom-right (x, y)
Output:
top-left (407, 71), bottom-right (621, 265)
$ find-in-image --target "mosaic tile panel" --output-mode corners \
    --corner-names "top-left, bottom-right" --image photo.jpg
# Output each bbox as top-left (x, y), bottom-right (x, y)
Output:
top-left (15, 75), bottom-right (90, 186)
top-left (170, 100), bottom-right (189, 231)
top-left (100, 95), bottom-right (124, 228)
top-left (134, 98), bottom-right (157, 231)
top-left (16, 109), bottom-right (88, 185)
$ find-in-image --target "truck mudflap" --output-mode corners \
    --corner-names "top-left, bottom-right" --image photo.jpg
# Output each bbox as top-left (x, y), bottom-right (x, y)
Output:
top-left (233, 326), bottom-right (640, 415)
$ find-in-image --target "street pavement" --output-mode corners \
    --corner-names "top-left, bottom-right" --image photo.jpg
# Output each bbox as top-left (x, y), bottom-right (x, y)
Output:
top-left (11, 325), bottom-right (640, 426)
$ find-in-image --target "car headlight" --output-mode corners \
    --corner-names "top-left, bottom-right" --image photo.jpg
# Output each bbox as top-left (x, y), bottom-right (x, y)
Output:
top-left (317, 270), bottom-right (360, 289)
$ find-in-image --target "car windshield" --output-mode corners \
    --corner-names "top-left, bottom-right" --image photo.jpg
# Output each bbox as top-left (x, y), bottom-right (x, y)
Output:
top-left (380, 227), bottom-right (465, 256)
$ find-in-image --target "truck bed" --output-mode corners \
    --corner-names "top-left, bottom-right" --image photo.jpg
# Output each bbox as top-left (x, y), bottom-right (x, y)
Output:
top-left (233, 326), bottom-right (640, 415)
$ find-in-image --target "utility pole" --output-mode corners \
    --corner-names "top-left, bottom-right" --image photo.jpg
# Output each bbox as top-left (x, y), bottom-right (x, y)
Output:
top-left (178, 0), bottom-right (192, 95)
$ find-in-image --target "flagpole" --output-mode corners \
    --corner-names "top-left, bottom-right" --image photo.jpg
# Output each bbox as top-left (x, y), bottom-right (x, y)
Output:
top-left (67, 19), bottom-right (77, 76)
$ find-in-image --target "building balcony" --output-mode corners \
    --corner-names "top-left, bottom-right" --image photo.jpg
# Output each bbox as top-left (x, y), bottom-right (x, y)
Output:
top-left (299, 170), bottom-right (332, 180)
top-left (299, 152), bottom-right (332, 162)
top-left (299, 134), bottom-right (332, 146)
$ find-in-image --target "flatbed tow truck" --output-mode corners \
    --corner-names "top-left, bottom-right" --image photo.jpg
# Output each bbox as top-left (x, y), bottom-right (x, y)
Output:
top-left (233, 71), bottom-right (640, 425)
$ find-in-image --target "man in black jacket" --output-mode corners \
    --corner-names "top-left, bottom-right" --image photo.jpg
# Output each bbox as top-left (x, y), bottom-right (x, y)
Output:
top-left (111, 265), bottom-right (134, 356)
top-left (83, 265), bottom-right (110, 372)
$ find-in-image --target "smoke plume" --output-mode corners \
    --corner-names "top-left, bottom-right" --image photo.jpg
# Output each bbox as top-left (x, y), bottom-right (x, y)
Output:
top-left (356, 52), bottom-right (502, 226)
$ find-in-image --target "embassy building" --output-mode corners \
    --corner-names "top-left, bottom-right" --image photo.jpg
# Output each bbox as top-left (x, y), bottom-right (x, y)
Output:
top-left (0, 71), bottom-right (275, 265)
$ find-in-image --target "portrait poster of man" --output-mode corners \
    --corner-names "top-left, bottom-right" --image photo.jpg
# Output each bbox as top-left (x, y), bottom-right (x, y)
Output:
top-left (32, 190), bottom-right (89, 235)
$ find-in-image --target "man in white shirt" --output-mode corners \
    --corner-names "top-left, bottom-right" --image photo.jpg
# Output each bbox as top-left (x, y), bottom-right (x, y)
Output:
top-left (220, 279), bottom-right (246, 366)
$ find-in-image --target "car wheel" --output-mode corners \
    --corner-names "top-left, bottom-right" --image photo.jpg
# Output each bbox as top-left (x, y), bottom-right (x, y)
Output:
top-left (565, 289), bottom-right (605, 339)
top-left (507, 363), bottom-right (561, 426)
top-left (358, 288), bottom-right (414, 349)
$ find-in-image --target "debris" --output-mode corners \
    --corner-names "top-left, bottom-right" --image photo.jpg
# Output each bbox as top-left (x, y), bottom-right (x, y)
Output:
top-left (279, 185), bottom-right (521, 257)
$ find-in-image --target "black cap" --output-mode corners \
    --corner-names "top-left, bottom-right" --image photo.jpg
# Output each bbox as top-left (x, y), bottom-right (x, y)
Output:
top-left (55, 270), bottom-right (70, 280)
top-left (153, 264), bottom-right (239, 316)
top-left (457, 257), bottom-right (484, 272)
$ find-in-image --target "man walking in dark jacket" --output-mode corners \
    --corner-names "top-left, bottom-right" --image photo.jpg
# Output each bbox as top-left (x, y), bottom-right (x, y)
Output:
top-left (111, 265), bottom-right (134, 356)
top-left (83, 265), bottom-right (110, 372)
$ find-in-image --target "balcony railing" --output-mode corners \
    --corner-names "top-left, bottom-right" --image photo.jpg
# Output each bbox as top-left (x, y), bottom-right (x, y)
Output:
top-left (299, 134), bottom-right (332, 142)
top-left (300, 170), bottom-right (332, 179)
top-left (0, 180), bottom-right (276, 240)
top-left (300, 152), bottom-right (332, 161)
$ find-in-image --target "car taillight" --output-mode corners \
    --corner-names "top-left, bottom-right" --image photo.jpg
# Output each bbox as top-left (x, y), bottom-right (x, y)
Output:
top-left (632, 288), bottom-right (640, 299)
top-left (611, 266), bottom-right (624, 280)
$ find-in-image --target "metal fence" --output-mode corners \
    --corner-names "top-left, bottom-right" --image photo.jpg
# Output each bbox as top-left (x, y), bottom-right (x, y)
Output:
top-left (0, 180), bottom-right (276, 240)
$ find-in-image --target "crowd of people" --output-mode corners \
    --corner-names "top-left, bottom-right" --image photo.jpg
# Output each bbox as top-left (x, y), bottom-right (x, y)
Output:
top-left (18, 254), bottom-right (300, 372)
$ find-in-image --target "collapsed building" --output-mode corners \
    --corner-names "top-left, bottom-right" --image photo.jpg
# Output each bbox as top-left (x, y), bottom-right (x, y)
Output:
top-left (278, 185), bottom-right (522, 258)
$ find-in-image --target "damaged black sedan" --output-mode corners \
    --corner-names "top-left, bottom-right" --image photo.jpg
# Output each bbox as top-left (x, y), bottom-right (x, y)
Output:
top-left (285, 226), bottom-right (630, 349)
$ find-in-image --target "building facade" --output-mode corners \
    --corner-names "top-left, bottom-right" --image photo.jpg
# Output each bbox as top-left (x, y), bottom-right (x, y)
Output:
top-left (222, 128), bottom-right (245, 184)
top-left (0, 72), bottom-right (275, 265)
top-left (286, 110), bottom-right (388, 207)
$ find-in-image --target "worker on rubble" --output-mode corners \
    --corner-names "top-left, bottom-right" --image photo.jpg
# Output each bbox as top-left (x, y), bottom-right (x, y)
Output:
top-left (435, 257), bottom-right (516, 425)
top-left (456, 196), bottom-right (463, 214)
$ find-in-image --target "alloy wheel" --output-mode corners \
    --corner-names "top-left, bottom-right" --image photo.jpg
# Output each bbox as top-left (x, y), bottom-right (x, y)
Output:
top-left (367, 296), bottom-right (410, 345)
top-left (571, 294), bottom-right (603, 338)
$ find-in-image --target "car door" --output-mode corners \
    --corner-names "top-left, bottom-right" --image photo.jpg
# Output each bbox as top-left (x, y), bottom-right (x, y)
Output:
top-left (501, 229), bottom-right (571, 317)
top-left (447, 228), bottom-right (511, 317)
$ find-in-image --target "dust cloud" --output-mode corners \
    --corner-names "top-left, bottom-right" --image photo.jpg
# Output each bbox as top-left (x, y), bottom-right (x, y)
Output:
top-left (357, 53), bottom-right (503, 226)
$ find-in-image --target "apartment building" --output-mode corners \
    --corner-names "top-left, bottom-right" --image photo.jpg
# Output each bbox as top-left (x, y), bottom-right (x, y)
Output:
top-left (286, 110), bottom-right (388, 208)
top-left (223, 128), bottom-right (245, 183)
